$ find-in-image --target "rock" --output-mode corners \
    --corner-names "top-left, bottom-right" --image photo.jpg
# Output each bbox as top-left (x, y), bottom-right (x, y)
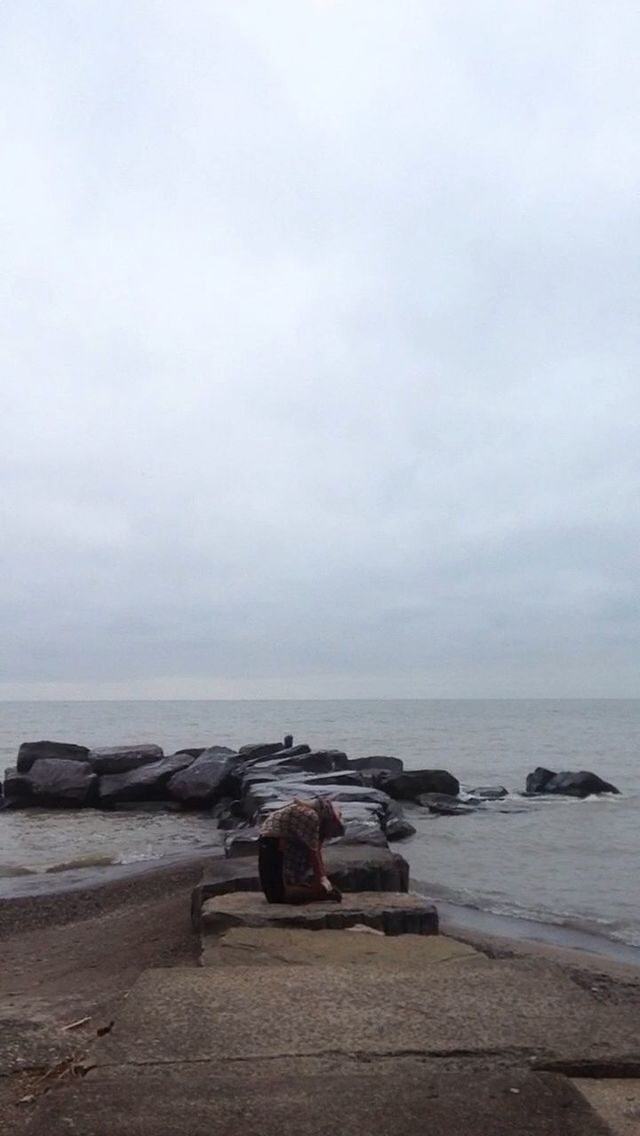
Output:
top-left (525, 767), bottom-right (556, 794)
top-left (349, 756), bottom-right (404, 774)
top-left (24, 758), bottom-right (97, 807)
top-left (247, 750), bottom-right (348, 776)
top-left (200, 890), bottom-right (438, 937)
top-left (283, 734), bottom-right (294, 748)
top-left (87, 744), bottom-right (164, 776)
top-left (332, 818), bottom-right (388, 847)
top-left (238, 742), bottom-right (285, 760)
top-left (2, 767), bottom-right (32, 806)
top-left (417, 793), bottom-right (475, 816)
top-left (549, 770), bottom-right (618, 798)
top-left (174, 748), bottom-right (207, 759)
top-left (168, 747), bottom-right (240, 807)
top-left (525, 767), bottom-right (619, 797)
top-left (98, 753), bottom-right (197, 806)
top-left (225, 829), bottom-right (260, 857)
top-left (467, 786), bottom-right (508, 800)
top-left (381, 769), bottom-right (460, 801)
top-left (16, 740), bottom-right (90, 774)
top-left (246, 744), bottom-right (311, 765)
top-left (384, 803), bottom-right (417, 841)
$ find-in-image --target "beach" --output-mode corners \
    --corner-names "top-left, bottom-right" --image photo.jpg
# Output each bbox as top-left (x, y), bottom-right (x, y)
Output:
top-left (2, 853), bottom-right (640, 1133)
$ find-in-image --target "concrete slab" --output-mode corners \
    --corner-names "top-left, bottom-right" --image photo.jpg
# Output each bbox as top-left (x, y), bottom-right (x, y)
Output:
top-left (97, 959), bottom-right (640, 1067)
top-left (200, 890), bottom-right (438, 937)
top-left (0, 1017), bottom-right (76, 1076)
top-left (9, 1057), bottom-right (613, 1136)
top-left (201, 926), bottom-right (478, 968)
top-left (574, 1079), bottom-right (640, 1136)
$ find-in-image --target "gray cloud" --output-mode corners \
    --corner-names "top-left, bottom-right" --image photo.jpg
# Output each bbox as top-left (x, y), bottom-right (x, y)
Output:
top-left (1, 1), bottom-right (639, 697)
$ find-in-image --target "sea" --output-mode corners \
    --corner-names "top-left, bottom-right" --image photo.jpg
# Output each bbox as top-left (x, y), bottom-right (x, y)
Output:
top-left (1, 699), bottom-right (638, 949)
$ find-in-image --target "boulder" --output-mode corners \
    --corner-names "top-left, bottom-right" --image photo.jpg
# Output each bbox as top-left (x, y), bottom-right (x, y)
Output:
top-left (24, 758), bottom-right (97, 807)
top-left (2, 767), bottom-right (32, 806)
top-left (225, 829), bottom-right (260, 858)
top-left (168, 747), bottom-right (240, 807)
top-left (238, 742), bottom-right (285, 760)
top-left (417, 792), bottom-right (475, 817)
top-left (247, 744), bottom-right (311, 764)
top-left (381, 769), bottom-right (459, 801)
top-left (16, 740), bottom-right (90, 774)
top-left (349, 755), bottom-right (404, 774)
top-left (384, 802), bottom-right (416, 841)
top-left (543, 769), bottom-right (618, 798)
top-left (468, 786), bottom-right (508, 801)
top-left (174, 747), bottom-right (207, 759)
top-left (525, 767), bottom-right (556, 795)
top-left (87, 744), bottom-right (164, 776)
top-left (525, 767), bottom-right (619, 797)
top-left (98, 753), bottom-right (196, 806)
top-left (247, 750), bottom-right (348, 776)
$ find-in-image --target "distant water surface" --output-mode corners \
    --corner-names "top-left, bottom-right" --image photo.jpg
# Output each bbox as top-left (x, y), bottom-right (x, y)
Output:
top-left (0, 700), bottom-right (638, 946)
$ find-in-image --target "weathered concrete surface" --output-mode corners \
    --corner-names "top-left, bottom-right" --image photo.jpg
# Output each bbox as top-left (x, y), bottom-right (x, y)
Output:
top-left (97, 961), bottom-right (640, 1068)
top-left (201, 925), bottom-right (478, 968)
top-left (0, 1017), bottom-right (76, 1076)
top-left (200, 890), bottom-right (438, 937)
top-left (574, 1079), bottom-right (640, 1136)
top-left (10, 1059), bottom-right (612, 1136)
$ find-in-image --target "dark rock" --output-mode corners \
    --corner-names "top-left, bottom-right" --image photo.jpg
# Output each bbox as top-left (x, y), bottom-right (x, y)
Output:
top-left (2, 767), bottom-right (32, 807)
top-left (238, 742), bottom-right (285, 760)
top-left (174, 748), bottom-right (207, 759)
top-left (417, 792), bottom-right (475, 816)
top-left (549, 770), bottom-right (619, 798)
top-left (168, 747), bottom-right (240, 807)
top-left (331, 818), bottom-right (388, 847)
top-left (283, 734), bottom-right (294, 748)
top-left (88, 744), bottom-right (164, 776)
top-left (525, 767), bottom-right (619, 797)
top-left (525, 767), bottom-right (556, 794)
top-left (247, 745), bottom-right (311, 765)
top-left (24, 758), bottom-right (97, 807)
top-left (468, 785), bottom-right (508, 800)
top-left (250, 750), bottom-right (348, 775)
top-left (98, 753), bottom-right (196, 806)
top-left (349, 755), bottom-right (404, 774)
top-left (225, 829), bottom-right (260, 858)
top-left (384, 803), bottom-right (417, 841)
top-left (212, 799), bottom-right (245, 830)
top-left (16, 740), bottom-right (90, 774)
top-left (381, 769), bottom-right (460, 801)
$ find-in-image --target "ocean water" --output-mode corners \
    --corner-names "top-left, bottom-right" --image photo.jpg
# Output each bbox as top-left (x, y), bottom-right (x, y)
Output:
top-left (1, 699), bottom-right (638, 947)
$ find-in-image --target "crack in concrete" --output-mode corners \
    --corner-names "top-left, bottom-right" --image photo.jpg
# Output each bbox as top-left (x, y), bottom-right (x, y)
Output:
top-left (93, 1044), bottom-right (546, 1070)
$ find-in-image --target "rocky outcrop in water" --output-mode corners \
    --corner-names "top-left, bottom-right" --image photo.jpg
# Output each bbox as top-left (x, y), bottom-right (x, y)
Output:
top-left (525, 767), bottom-right (619, 798)
top-left (14, 758), bottom-right (97, 807)
top-left (87, 744), bottom-right (164, 776)
top-left (380, 769), bottom-right (460, 801)
top-left (16, 740), bottom-right (90, 773)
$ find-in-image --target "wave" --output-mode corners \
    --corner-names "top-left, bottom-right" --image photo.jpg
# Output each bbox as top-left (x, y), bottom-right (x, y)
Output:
top-left (413, 877), bottom-right (640, 949)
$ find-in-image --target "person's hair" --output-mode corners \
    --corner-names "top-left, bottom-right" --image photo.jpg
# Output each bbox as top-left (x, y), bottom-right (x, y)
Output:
top-left (315, 797), bottom-right (345, 842)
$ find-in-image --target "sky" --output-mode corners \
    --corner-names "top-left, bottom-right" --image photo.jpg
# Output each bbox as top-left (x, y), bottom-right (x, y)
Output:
top-left (1, 1), bottom-right (639, 699)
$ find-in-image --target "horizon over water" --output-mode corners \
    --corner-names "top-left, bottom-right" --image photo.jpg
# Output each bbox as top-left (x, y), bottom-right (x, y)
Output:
top-left (1, 698), bottom-right (638, 948)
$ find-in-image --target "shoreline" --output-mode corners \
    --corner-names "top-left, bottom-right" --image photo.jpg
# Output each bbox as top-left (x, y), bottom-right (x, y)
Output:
top-left (1, 850), bottom-right (639, 973)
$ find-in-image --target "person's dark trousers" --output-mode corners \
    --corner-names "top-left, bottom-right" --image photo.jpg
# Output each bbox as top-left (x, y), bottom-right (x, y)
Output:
top-left (258, 836), bottom-right (285, 903)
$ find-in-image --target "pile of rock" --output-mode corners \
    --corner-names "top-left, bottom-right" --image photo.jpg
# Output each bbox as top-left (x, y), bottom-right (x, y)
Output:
top-left (0, 737), bottom-right (466, 852)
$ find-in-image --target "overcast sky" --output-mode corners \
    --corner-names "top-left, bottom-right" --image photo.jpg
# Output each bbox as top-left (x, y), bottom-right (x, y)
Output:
top-left (1, 2), bottom-right (639, 699)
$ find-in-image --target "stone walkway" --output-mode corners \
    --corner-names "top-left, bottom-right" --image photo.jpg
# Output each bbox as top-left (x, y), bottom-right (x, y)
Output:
top-left (7, 885), bottom-right (640, 1134)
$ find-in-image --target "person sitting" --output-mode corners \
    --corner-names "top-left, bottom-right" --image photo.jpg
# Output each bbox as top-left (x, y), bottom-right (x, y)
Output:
top-left (258, 796), bottom-right (344, 904)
